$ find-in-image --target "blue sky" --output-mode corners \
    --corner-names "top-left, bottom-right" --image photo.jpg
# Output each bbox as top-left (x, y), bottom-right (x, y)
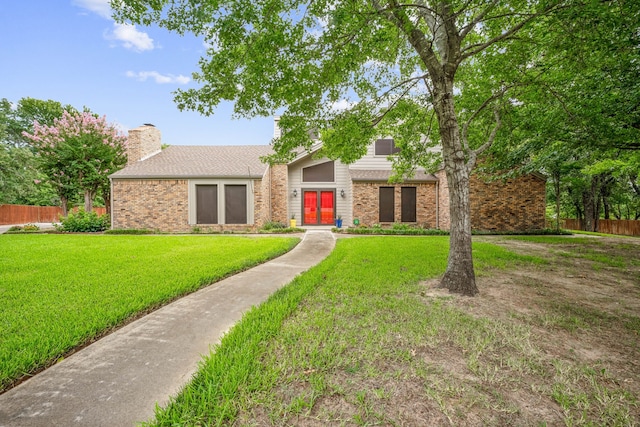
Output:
top-left (0, 1), bottom-right (274, 146)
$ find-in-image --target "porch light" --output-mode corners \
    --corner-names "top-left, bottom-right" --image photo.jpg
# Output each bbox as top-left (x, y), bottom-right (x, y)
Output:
top-left (340, 189), bottom-right (345, 198)
top-left (293, 189), bottom-right (298, 197)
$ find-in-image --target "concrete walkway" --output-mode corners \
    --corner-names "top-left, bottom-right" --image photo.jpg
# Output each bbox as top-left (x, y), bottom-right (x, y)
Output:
top-left (0, 231), bottom-right (336, 427)
top-left (0, 223), bottom-right (56, 234)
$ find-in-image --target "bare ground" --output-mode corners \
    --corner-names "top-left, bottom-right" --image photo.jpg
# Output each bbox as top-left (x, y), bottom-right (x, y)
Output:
top-left (237, 236), bottom-right (640, 426)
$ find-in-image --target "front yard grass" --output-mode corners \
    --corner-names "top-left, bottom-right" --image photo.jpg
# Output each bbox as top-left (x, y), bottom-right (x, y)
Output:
top-left (0, 234), bottom-right (298, 392)
top-left (147, 236), bottom-right (640, 426)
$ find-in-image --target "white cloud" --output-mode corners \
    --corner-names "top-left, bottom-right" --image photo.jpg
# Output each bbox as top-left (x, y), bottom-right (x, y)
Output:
top-left (126, 71), bottom-right (191, 85)
top-left (72, 0), bottom-right (112, 19)
top-left (73, 1), bottom-right (156, 52)
top-left (330, 99), bottom-right (355, 112)
top-left (106, 23), bottom-right (155, 52)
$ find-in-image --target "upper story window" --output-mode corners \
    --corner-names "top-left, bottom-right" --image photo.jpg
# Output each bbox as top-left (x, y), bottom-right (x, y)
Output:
top-left (374, 138), bottom-right (400, 156)
top-left (302, 161), bottom-right (335, 182)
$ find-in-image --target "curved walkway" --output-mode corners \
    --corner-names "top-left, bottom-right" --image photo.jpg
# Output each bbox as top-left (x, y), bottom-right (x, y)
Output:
top-left (0, 231), bottom-right (336, 427)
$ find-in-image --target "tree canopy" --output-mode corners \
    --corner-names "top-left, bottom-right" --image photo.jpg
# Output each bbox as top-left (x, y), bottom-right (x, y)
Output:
top-left (0, 98), bottom-right (65, 205)
top-left (110, 0), bottom-right (640, 292)
top-left (22, 110), bottom-right (128, 214)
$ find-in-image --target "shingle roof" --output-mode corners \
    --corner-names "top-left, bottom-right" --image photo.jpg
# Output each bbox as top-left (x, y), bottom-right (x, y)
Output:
top-left (111, 145), bottom-right (274, 179)
top-left (349, 169), bottom-right (438, 182)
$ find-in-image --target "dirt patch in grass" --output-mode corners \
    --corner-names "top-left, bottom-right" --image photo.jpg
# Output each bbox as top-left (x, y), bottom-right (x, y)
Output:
top-left (234, 236), bottom-right (640, 426)
top-left (420, 236), bottom-right (640, 425)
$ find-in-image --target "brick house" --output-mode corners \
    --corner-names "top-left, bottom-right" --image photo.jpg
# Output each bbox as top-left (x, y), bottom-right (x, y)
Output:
top-left (110, 123), bottom-right (546, 232)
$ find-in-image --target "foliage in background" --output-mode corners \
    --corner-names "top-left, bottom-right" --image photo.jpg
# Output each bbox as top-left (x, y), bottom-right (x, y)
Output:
top-left (22, 110), bottom-right (128, 214)
top-left (478, 0), bottom-right (640, 230)
top-left (0, 98), bottom-right (65, 206)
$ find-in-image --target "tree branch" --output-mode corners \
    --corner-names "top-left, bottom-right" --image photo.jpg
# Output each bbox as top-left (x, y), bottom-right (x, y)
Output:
top-left (459, 0), bottom-right (500, 39)
top-left (460, 2), bottom-right (564, 61)
top-left (371, 0), bottom-right (442, 78)
top-left (371, 79), bottom-right (421, 127)
top-left (461, 85), bottom-right (510, 151)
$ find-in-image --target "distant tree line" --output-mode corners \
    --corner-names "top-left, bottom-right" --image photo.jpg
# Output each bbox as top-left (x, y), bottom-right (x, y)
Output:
top-left (0, 97), bottom-right (127, 215)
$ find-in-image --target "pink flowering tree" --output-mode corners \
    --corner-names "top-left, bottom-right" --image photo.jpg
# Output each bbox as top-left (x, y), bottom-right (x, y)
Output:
top-left (23, 111), bottom-right (128, 215)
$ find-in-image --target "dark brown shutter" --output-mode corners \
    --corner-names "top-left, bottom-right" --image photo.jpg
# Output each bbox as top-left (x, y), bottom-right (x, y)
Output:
top-left (374, 139), bottom-right (400, 155)
top-left (196, 185), bottom-right (218, 224)
top-left (302, 161), bottom-right (335, 182)
top-left (225, 185), bottom-right (247, 224)
top-left (379, 187), bottom-right (395, 222)
top-left (401, 187), bottom-right (417, 222)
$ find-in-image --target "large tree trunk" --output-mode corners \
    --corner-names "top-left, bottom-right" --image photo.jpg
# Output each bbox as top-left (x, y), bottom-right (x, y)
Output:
top-left (84, 190), bottom-right (95, 212)
top-left (60, 195), bottom-right (68, 217)
top-left (440, 164), bottom-right (477, 295)
top-left (434, 80), bottom-right (479, 296)
top-left (582, 177), bottom-right (601, 232)
top-left (104, 193), bottom-right (111, 215)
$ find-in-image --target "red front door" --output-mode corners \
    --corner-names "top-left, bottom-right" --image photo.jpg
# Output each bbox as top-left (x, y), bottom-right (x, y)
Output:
top-left (303, 190), bottom-right (334, 225)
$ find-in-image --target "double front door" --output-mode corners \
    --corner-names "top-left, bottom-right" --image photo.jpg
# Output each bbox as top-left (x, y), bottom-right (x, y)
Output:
top-left (303, 190), bottom-right (335, 225)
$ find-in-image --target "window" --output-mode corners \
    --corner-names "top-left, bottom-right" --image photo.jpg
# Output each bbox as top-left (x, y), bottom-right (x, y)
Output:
top-left (302, 161), bottom-right (335, 182)
top-left (379, 187), bottom-right (394, 222)
top-left (196, 185), bottom-right (218, 224)
top-left (225, 185), bottom-right (247, 224)
top-left (190, 180), bottom-right (253, 225)
top-left (374, 139), bottom-right (400, 156)
top-left (401, 187), bottom-right (417, 222)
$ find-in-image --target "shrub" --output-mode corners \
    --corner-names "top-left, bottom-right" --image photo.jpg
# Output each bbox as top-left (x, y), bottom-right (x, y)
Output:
top-left (22, 224), bottom-right (40, 232)
top-left (261, 221), bottom-right (287, 231)
top-left (7, 226), bottom-right (23, 232)
top-left (56, 209), bottom-right (110, 232)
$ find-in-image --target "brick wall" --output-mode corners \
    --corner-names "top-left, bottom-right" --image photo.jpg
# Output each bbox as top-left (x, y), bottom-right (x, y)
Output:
top-left (252, 178), bottom-right (267, 228)
top-left (126, 125), bottom-right (161, 165)
top-left (112, 178), bottom-right (264, 232)
top-left (435, 169), bottom-right (450, 230)
top-left (112, 179), bottom-right (190, 232)
top-left (352, 182), bottom-right (437, 227)
top-left (469, 173), bottom-right (546, 231)
top-left (269, 164), bottom-right (289, 224)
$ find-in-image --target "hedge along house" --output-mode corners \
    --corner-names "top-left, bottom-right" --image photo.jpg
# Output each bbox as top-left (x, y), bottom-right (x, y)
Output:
top-left (110, 122), bottom-right (546, 232)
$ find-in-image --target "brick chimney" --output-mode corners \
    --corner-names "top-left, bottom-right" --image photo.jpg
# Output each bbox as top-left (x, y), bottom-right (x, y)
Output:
top-left (127, 124), bottom-right (162, 165)
top-left (273, 116), bottom-right (281, 140)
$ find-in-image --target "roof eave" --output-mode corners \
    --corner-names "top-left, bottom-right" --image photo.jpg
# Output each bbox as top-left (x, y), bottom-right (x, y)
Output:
top-left (111, 174), bottom-right (264, 180)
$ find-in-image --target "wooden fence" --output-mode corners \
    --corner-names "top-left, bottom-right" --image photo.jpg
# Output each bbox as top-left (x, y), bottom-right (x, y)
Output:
top-left (561, 219), bottom-right (640, 237)
top-left (0, 204), bottom-right (107, 225)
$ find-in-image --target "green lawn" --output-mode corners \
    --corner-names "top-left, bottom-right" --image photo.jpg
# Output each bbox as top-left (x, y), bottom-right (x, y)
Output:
top-left (146, 237), bottom-right (541, 425)
top-left (146, 236), bottom-right (639, 426)
top-left (0, 234), bottom-right (298, 392)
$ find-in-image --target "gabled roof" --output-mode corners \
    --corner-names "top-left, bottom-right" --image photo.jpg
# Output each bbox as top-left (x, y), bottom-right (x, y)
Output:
top-left (349, 169), bottom-right (438, 183)
top-left (111, 145), bottom-right (274, 179)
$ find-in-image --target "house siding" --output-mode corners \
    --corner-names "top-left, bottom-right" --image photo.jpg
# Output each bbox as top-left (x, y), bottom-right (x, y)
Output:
top-left (350, 143), bottom-right (396, 170)
top-left (288, 157), bottom-right (352, 225)
top-left (352, 182), bottom-right (437, 228)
